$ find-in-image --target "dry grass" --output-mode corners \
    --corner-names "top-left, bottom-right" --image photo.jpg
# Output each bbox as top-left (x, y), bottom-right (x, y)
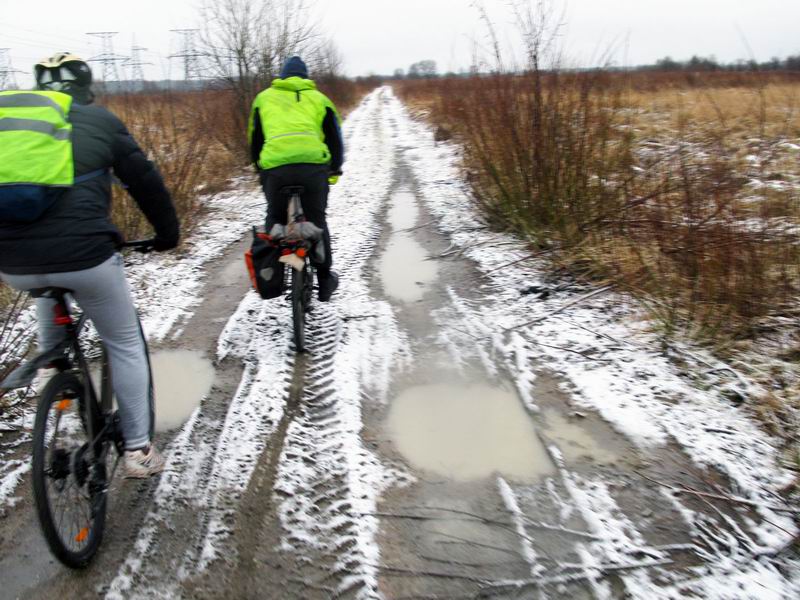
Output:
top-left (0, 289), bottom-right (34, 415)
top-left (103, 90), bottom-right (241, 241)
top-left (397, 73), bottom-right (800, 343)
top-left (398, 69), bottom-right (800, 449)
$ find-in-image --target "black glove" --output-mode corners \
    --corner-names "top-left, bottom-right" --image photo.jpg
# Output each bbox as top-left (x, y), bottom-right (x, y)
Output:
top-left (152, 234), bottom-right (179, 252)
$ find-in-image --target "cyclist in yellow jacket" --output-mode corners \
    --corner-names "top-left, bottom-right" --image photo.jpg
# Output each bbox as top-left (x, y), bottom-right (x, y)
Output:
top-left (248, 56), bottom-right (344, 301)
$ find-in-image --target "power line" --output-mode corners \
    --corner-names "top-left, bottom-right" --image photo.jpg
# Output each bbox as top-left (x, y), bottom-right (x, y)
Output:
top-left (169, 29), bottom-right (204, 80)
top-left (0, 24), bottom-right (91, 49)
top-left (86, 31), bottom-right (128, 82)
top-left (0, 48), bottom-right (23, 90)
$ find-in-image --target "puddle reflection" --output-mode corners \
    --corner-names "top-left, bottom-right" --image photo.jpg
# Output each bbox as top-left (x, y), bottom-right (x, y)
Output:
top-left (380, 189), bottom-right (438, 302)
top-left (150, 350), bottom-right (215, 431)
top-left (388, 190), bottom-right (418, 230)
top-left (387, 383), bottom-right (555, 482)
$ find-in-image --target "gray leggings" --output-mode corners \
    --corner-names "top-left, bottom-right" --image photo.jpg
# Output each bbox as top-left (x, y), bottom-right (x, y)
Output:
top-left (1, 254), bottom-right (153, 449)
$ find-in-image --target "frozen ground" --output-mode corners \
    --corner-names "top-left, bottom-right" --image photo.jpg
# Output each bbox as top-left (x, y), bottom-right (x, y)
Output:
top-left (0, 87), bottom-right (797, 599)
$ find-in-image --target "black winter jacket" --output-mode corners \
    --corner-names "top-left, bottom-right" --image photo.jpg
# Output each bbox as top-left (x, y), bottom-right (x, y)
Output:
top-left (0, 102), bottom-right (179, 274)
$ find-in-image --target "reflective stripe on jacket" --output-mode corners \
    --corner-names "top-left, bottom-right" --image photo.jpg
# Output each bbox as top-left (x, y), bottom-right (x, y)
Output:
top-left (248, 77), bottom-right (340, 170)
top-left (0, 91), bottom-right (74, 187)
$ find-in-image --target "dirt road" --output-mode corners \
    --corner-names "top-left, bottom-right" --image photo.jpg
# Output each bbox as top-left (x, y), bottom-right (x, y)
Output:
top-left (0, 88), bottom-right (797, 599)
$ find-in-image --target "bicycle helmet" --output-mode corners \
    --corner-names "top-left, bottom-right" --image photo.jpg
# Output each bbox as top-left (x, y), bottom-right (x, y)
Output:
top-left (34, 52), bottom-right (92, 92)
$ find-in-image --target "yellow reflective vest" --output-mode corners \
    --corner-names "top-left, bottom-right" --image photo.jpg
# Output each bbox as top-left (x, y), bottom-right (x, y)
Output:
top-left (248, 77), bottom-right (339, 170)
top-left (0, 90), bottom-right (73, 186)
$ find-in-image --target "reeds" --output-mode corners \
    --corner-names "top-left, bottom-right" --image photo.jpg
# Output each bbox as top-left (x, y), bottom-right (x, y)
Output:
top-left (104, 89), bottom-right (240, 241)
top-left (397, 70), bottom-right (800, 342)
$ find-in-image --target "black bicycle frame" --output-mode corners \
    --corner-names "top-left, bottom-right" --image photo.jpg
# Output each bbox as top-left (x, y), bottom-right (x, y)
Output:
top-left (50, 290), bottom-right (113, 463)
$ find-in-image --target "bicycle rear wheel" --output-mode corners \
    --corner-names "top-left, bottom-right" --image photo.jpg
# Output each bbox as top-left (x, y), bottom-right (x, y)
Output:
top-left (291, 266), bottom-right (307, 352)
top-left (32, 372), bottom-right (107, 568)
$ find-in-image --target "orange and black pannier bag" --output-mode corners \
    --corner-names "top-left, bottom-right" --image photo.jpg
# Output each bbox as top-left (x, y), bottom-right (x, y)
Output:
top-left (244, 227), bottom-right (285, 299)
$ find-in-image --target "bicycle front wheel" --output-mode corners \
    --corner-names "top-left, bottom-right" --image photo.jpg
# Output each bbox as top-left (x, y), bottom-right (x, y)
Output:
top-left (291, 266), bottom-right (307, 352)
top-left (32, 372), bottom-right (107, 568)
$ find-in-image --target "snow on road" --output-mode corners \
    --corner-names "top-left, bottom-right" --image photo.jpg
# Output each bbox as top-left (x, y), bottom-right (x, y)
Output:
top-left (107, 89), bottom-right (412, 598)
top-left (386, 86), bottom-right (799, 597)
top-left (0, 180), bottom-right (264, 510)
top-left (2, 87), bottom-right (798, 599)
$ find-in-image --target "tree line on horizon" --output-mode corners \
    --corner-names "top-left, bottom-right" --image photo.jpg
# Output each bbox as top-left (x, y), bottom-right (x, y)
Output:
top-left (381, 53), bottom-right (800, 81)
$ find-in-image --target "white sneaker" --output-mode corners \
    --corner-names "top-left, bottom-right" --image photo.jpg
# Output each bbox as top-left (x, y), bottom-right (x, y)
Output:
top-left (124, 444), bottom-right (166, 478)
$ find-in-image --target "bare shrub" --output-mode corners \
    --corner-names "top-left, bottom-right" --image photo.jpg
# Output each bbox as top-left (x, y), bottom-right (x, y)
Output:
top-left (100, 90), bottom-right (237, 240)
top-left (0, 290), bottom-right (34, 421)
top-left (396, 2), bottom-right (800, 344)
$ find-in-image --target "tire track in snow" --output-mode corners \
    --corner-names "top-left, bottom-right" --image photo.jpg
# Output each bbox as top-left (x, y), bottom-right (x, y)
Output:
top-left (268, 88), bottom-right (410, 598)
top-left (108, 89), bottom-right (410, 598)
top-left (105, 294), bottom-right (294, 598)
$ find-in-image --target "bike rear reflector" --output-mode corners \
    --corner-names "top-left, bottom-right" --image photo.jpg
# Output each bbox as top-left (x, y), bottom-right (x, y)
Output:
top-left (55, 399), bottom-right (71, 411)
top-left (296, 248), bottom-right (307, 258)
top-left (75, 527), bottom-right (89, 543)
top-left (53, 304), bottom-right (72, 326)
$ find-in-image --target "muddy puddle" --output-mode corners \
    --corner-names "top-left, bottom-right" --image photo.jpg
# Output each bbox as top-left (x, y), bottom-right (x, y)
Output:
top-left (150, 349), bottom-right (215, 431)
top-left (219, 258), bottom-right (247, 286)
top-left (385, 380), bottom-right (624, 483)
top-left (540, 409), bottom-right (620, 464)
top-left (386, 382), bottom-right (556, 482)
top-left (379, 189), bottom-right (438, 302)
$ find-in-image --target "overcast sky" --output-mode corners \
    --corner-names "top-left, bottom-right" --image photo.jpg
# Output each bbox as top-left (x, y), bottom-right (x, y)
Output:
top-left (1, 0), bottom-right (798, 86)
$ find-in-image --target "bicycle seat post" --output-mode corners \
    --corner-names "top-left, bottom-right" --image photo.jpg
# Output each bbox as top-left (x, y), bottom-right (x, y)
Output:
top-left (29, 287), bottom-right (74, 328)
top-left (280, 185), bottom-right (306, 225)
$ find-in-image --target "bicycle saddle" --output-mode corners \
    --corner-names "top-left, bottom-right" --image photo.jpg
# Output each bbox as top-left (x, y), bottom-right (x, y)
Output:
top-left (280, 185), bottom-right (305, 197)
top-left (28, 287), bottom-right (73, 299)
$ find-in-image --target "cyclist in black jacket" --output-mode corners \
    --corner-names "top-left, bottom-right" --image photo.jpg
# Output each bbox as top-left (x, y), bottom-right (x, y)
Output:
top-left (0, 53), bottom-right (179, 478)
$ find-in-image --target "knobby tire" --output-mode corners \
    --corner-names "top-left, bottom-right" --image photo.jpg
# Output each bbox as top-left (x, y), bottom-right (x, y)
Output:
top-left (291, 266), bottom-right (307, 352)
top-left (32, 372), bottom-right (107, 568)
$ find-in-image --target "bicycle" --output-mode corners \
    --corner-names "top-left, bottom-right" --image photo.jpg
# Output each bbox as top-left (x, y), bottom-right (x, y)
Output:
top-left (5, 239), bottom-right (155, 568)
top-left (276, 185), bottom-right (316, 353)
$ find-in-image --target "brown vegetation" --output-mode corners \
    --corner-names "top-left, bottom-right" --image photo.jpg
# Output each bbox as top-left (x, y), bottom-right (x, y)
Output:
top-left (101, 78), bottom-right (371, 242)
top-left (397, 71), bottom-right (800, 344)
top-left (398, 67), bottom-right (800, 451)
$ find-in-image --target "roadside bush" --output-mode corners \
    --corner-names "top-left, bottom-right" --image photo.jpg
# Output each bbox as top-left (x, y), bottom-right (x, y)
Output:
top-left (104, 90), bottom-right (238, 240)
top-left (396, 71), bottom-right (800, 342)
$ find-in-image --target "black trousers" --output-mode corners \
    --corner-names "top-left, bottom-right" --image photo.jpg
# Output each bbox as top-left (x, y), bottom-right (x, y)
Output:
top-left (260, 163), bottom-right (333, 273)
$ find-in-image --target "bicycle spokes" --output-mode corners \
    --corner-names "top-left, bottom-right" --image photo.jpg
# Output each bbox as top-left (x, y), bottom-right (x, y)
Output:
top-left (32, 373), bottom-right (109, 567)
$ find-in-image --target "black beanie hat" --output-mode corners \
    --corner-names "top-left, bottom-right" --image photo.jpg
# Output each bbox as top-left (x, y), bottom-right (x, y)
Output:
top-left (280, 56), bottom-right (308, 79)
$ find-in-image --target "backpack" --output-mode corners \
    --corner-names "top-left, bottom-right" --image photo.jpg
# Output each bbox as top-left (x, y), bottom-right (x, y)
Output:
top-left (0, 90), bottom-right (92, 223)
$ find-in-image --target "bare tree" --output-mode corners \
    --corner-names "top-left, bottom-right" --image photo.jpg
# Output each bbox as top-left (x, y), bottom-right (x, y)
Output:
top-left (408, 60), bottom-right (438, 79)
top-left (510, 0), bottom-right (565, 72)
top-left (197, 0), bottom-right (321, 152)
top-left (306, 38), bottom-right (345, 84)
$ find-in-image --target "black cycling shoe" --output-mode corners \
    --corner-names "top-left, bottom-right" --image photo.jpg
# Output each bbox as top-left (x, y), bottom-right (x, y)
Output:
top-left (317, 271), bottom-right (339, 302)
